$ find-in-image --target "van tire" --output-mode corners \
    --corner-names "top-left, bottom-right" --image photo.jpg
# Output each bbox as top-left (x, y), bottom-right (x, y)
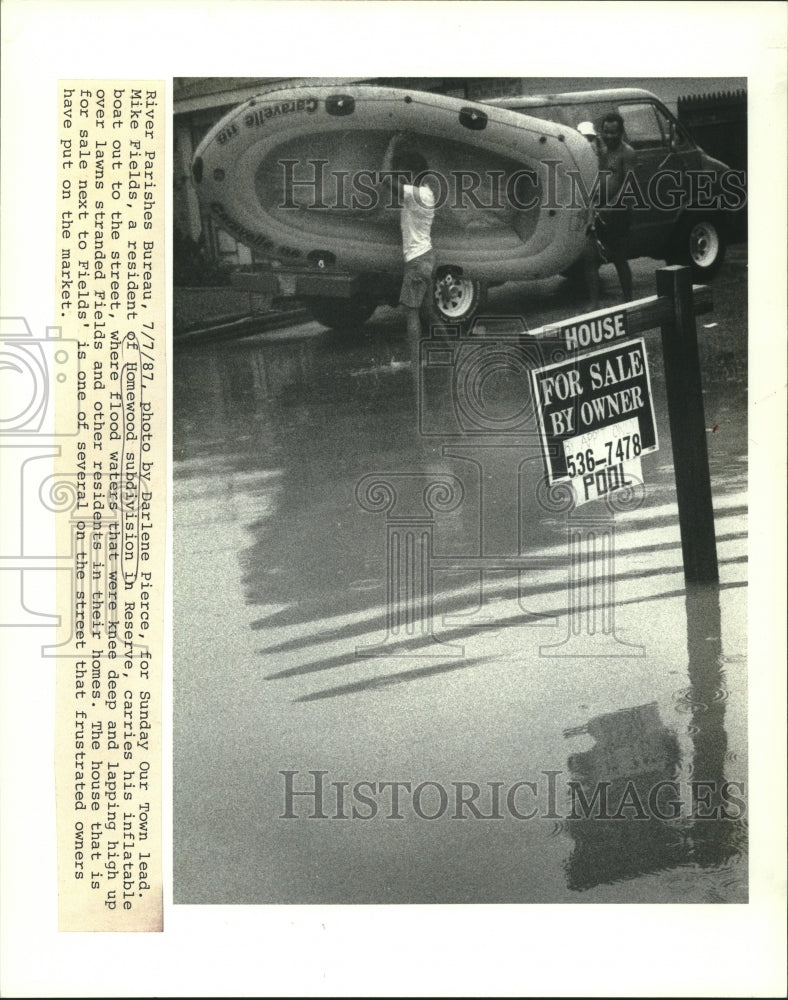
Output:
top-left (667, 214), bottom-right (727, 281)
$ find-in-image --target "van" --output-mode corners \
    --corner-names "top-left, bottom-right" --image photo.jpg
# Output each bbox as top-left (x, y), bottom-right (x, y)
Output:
top-left (485, 87), bottom-right (746, 281)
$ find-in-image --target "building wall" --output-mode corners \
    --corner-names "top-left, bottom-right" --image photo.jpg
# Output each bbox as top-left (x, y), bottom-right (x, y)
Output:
top-left (678, 89), bottom-right (747, 172)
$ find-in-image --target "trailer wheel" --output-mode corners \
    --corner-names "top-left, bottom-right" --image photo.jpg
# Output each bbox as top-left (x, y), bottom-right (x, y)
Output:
top-left (423, 269), bottom-right (487, 331)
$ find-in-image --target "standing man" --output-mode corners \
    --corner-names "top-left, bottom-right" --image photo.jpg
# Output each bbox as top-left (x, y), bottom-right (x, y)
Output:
top-left (598, 112), bottom-right (635, 303)
top-left (380, 134), bottom-right (437, 362)
top-left (576, 121), bottom-right (602, 310)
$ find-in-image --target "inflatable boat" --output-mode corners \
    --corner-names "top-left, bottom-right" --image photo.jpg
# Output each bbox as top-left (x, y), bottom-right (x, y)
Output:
top-left (192, 84), bottom-right (599, 287)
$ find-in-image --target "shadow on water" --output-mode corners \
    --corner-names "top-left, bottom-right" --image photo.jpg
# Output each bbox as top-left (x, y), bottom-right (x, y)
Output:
top-left (562, 583), bottom-right (747, 898)
top-left (175, 316), bottom-right (748, 702)
top-left (173, 261), bottom-right (748, 903)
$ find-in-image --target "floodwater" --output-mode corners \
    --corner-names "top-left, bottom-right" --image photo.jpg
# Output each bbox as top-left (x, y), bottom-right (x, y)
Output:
top-left (174, 254), bottom-right (748, 903)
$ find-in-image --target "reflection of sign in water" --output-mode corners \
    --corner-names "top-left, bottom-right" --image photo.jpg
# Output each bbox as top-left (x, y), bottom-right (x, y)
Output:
top-left (530, 337), bottom-right (658, 505)
top-left (564, 703), bottom-right (683, 892)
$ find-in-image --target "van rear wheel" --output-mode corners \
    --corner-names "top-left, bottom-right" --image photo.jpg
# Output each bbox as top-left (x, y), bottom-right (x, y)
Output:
top-left (667, 215), bottom-right (726, 281)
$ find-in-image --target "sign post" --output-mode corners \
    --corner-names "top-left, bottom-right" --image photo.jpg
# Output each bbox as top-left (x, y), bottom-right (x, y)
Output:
top-left (656, 266), bottom-right (719, 583)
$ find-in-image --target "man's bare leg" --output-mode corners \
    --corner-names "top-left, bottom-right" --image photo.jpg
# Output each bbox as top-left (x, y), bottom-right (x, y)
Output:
top-left (583, 240), bottom-right (601, 311)
top-left (613, 253), bottom-right (633, 302)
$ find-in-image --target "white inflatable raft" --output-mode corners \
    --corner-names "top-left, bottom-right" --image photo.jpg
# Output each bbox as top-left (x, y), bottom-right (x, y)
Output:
top-left (192, 85), bottom-right (599, 283)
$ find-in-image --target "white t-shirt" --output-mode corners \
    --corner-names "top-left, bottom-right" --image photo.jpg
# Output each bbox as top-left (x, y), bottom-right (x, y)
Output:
top-left (401, 183), bottom-right (436, 262)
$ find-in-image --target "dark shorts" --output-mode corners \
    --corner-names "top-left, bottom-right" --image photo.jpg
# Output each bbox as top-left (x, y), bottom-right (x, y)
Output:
top-left (597, 208), bottom-right (631, 257)
top-left (399, 250), bottom-right (435, 309)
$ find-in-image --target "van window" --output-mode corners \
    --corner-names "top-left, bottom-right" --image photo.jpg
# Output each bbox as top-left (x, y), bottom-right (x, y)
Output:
top-left (654, 105), bottom-right (693, 150)
top-left (514, 102), bottom-right (611, 132)
top-left (511, 105), bottom-right (569, 126)
top-left (617, 103), bottom-right (666, 149)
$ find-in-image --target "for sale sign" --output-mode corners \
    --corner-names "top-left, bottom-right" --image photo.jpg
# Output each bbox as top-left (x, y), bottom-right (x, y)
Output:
top-left (530, 338), bottom-right (658, 504)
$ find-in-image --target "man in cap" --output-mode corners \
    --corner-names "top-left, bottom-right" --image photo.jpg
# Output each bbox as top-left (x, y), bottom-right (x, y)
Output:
top-left (577, 120), bottom-right (601, 159)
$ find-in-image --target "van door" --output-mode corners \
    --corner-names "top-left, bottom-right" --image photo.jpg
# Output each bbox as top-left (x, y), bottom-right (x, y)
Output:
top-left (616, 101), bottom-right (705, 258)
top-left (614, 102), bottom-right (673, 257)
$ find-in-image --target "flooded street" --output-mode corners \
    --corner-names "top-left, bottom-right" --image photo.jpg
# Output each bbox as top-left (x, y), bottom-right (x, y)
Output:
top-left (174, 254), bottom-right (748, 903)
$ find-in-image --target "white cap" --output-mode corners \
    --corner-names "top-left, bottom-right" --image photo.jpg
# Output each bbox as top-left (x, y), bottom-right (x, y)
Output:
top-left (576, 121), bottom-right (597, 137)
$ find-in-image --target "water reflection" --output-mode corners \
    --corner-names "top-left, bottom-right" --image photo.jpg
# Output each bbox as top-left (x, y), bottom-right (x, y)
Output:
top-left (174, 300), bottom-right (749, 903)
top-left (681, 583), bottom-right (747, 877)
top-left (562, 583), bottom-right (746, 896)
top-left (563, 702), bottom-right (683, 890)
top-left (176, 325), bottom-right (446, 626)
top-left (176, 328), bottom-right (747, 701)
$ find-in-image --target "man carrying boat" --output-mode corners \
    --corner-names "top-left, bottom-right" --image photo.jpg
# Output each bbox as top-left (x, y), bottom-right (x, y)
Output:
top-left (380, 133), bottom-right (437, 359)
